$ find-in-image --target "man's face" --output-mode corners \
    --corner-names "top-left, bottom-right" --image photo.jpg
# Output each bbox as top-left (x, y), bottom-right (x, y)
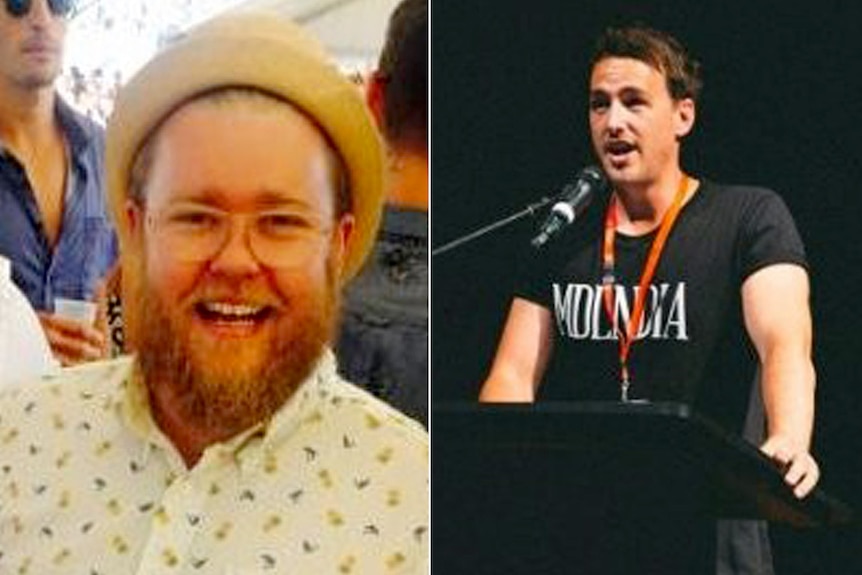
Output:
top-left (588, 57), bottom-right (694, 189)
top-left (0, 0), bottom-right (67, 91)
top-left (128, 95), bottom-right (353, 427)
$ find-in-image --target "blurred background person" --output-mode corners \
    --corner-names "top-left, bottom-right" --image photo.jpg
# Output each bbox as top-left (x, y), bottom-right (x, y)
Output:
top-left (0, 0), bottom-right (117, 365)
top-left (337, 0), bottom-right (429, 426)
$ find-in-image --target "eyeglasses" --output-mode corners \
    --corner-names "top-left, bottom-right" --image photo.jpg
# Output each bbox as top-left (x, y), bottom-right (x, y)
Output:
top-left (4, 0), bottom-right (76, 18)
top-left (146, 203), bottom-right (333, 269)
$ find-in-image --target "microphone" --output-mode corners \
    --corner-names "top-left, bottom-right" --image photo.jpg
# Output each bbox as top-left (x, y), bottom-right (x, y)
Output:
top-left (531, 166), bottom-right (607, 248)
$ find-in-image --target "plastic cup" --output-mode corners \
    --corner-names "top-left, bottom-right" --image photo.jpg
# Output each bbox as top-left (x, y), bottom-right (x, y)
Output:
top-left (54, 297), bottom-right (98, 325)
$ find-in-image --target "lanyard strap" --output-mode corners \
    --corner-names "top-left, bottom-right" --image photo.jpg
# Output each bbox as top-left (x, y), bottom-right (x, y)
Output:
top-left (601, 175), bottom-right (690, 401)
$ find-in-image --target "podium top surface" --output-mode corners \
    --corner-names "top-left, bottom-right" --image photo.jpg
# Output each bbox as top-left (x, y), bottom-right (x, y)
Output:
top-left (433, 401), bottom-right (853, 527)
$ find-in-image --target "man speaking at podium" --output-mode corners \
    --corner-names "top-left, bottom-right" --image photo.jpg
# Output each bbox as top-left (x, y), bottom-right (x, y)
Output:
top-left (479, 24), bottom-right (819, 572)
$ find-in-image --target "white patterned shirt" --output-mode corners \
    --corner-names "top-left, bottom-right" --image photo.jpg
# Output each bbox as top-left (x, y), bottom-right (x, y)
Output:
top-left (0, 351), bottom-right (428, 574)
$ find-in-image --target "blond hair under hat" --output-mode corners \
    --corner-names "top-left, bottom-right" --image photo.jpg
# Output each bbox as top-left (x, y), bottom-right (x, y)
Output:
top-left (106, 9), bottom-right (385, 282)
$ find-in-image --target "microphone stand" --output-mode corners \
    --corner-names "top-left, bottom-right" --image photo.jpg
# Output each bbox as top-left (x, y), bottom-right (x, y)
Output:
top-left (431, 197), bottom-right (551, 257)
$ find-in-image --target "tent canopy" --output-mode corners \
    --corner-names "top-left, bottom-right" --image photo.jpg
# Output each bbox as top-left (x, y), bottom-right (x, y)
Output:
top-left (233, 0), bottom-right (400, 70)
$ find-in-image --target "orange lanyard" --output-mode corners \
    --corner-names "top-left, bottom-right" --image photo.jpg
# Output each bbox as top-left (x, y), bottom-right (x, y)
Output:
top-left (601, 175), bottom-right (689, 402)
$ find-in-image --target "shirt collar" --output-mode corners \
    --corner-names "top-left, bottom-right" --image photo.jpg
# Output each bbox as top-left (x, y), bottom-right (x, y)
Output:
top-left (54, 95), bottom-right (97, 159)
top-left (119, 349), bottom-right (337, 471)
top-left (0, 96), bottom-right (97, 168)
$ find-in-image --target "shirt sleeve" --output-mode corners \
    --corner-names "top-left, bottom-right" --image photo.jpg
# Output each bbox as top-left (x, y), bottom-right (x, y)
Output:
top-left (512, 245), bottom-right (555, 308)
top-left (737, 188), bottom-right (807, 282)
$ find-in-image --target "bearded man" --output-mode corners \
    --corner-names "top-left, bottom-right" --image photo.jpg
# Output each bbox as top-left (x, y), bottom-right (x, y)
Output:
top-left (0, 11), bottom-right (428, 574)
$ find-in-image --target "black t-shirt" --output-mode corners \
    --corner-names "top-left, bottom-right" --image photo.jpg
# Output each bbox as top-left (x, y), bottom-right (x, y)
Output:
top-left (517, 179), bottom-right (807, 433)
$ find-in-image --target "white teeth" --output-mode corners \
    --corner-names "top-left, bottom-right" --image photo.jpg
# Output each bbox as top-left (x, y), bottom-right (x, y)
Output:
top-left (204, 302), bottom-right (263, 317)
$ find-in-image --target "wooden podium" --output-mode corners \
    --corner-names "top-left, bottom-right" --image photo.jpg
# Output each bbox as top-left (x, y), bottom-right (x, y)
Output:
top-left (432, 402), bottom-right (853, 574)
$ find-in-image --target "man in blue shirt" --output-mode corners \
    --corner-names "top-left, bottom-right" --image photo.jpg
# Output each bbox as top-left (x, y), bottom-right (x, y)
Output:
top-left (0, 0), bottom-right (117, 365)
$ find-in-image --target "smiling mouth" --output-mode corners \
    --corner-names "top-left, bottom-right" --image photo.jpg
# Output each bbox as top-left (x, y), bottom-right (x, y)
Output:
top-left (195, 301), bottom-right (274, 327)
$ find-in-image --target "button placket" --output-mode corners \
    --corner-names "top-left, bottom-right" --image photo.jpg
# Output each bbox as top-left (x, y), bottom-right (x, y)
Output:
top-left (135, 472), bottom-right (205, 574)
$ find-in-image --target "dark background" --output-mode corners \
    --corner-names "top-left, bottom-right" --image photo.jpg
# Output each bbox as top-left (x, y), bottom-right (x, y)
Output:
top-left (432, 2), bottom-right (862, 572)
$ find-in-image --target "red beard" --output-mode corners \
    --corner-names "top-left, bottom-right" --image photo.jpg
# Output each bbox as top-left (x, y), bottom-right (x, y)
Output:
top-left (134, 262), bottom-right (340, 435)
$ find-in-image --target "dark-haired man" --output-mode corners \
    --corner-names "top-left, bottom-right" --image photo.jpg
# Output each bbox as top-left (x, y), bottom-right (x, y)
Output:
top-left (480, 25), bottom-right (817, 573)
top-left (337, 0), bottom-right (429, 426)
top-left (0, 0), bottom-right (117, 365)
